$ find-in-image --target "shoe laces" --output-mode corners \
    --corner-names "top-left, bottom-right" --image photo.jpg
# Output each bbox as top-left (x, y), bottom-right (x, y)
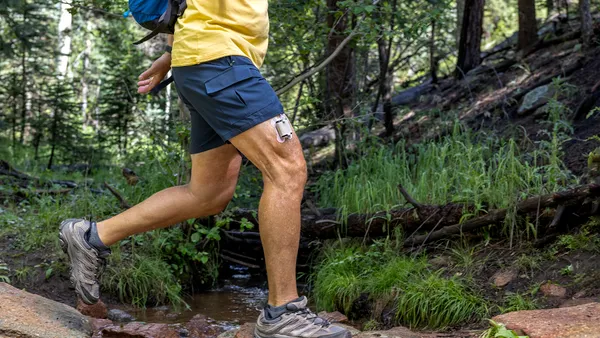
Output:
top-left (289, 308), bottom-right (331, 327)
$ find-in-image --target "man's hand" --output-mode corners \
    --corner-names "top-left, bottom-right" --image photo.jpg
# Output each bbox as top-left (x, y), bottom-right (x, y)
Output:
top-left (137, 53), bottom-right (172, 94)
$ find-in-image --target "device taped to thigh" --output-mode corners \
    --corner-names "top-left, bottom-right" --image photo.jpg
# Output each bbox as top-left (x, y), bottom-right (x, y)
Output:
top-left (272, 114), bottom-right (293, 143)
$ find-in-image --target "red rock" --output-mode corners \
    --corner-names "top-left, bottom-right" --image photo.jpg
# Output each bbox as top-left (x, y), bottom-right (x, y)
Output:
top-left (491, 269), bottom-right (518, 288)
top-left (234, 323), bottom-right (256, 338)
top-left (96, 321), bottom-right (182, 338)
top-left (492, 302), bottom-right (600, 338)
top-left (540, 282), bottom-right (567, 298)
top-left (0, 282), bottom-right (92, 338)
top-left (185, 314), bottom-right (225, 337)
top-left (318, 311), bottom-right (349, 323)
top-left (77, 297), bottom-right (108, 319)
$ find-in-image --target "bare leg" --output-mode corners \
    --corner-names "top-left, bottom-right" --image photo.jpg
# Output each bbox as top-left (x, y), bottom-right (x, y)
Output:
top-left (229, 118), bottom-right (307, 307)
top-left (98, 144), bottom-right (242, 246)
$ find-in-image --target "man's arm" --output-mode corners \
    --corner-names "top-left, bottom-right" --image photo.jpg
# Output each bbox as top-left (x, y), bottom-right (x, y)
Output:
top-left (137, 35), bottom-right (173, 94)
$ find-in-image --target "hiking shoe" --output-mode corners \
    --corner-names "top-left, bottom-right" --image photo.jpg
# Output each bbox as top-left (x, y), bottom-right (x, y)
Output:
top-left (59, 219), bottom-right (110, 305)
top-left (255, 296), bottom-right (351, 338)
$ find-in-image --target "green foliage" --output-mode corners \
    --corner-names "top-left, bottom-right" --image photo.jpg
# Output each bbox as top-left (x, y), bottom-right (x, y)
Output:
top-left (0, 263), bottom-right (10, 284)
top-left (556, 230), bottom-right (600, 252)
top-left (515, 254), bottom-right (541, 277)
top-left (480, 320), bottom-right (528, 338)
top-left (102, 247), bottom-right (185, 308)
top-left (312, 240), bottom-right (487, 329)
top-left (315, 123), bottom-right (573, 242)
top-left (500, 293), bottom-right (538, 313)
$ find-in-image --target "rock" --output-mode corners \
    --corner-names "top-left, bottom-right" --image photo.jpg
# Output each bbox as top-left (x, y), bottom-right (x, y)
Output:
top-left (94, 321), bottom-right (184, 338)
top-left (573, 290), bottom-right (587, 299)
top-left (428, 255), bottom-right (452, 268)
top-left (559, 298), bottom-right (599, 308)
top-left (77, 298), bottom-right (107, 319)
top-left (234, 323), bottom-right (255, 338)
top-left (318, 311), bottom-right (348, 323)
top-left (518, 85), bottom-right (555, 115)
top-left (92, 313), bottom-right (222, 338)
top-left (492, 302), bottom-right (600, 338)
top-left (540, 282), bottom-right (567, 298)
top-left (355, 326), bottom-right (420, 338)
top-left (185, 314), bottom-right (224, 337)
top-left (0, 282), bottom-right (92, 338)
top-left (336, 323), bottom-right (361, 336)
top-left (218, 328), bottom-right (238, 338)
top-left (107, 308), bottom-right (135, 322)
top-left (491, 269), bottom-right (518, 288)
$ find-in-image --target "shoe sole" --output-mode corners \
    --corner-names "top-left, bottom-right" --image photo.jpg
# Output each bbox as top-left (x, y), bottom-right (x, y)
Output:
top-left (253, 328), bottom-right (352, 338)
top-left (59, 219), bottom-right (99, 305)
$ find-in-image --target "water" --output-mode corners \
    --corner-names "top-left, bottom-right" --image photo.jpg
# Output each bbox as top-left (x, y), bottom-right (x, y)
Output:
top-left (113, 265), bottom-right (268, 328)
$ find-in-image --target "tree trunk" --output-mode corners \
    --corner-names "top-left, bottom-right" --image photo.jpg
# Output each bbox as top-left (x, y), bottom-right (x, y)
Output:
top-left (48, 109), bottom-right (59, 170)
top-left (326, 0), bottom-right (356, 165)
top-left (455, 0), bottom-right (485, 78)
top-left (20, 6), bottom-right (27, 144)
top-left (456, 0), bottom-right (466, 47)
top-left (580, 0), bottom-right (593, 47)
top-left (57, 0), bottom-right (72, 77)
top-left (518, 0), bottom-right (538, 51)
top-left (430, 18), bottom-right (438, 84)
top-left (546, 0), bottom-right (554, 18)
top-left (81, 20), bottom-right (91, 126)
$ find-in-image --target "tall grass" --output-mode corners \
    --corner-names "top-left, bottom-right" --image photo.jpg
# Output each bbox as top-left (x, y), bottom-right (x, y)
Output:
top-left (312, 240), bottom-right (488, 329)
top-left (315, 123), bottom-right (574, 240)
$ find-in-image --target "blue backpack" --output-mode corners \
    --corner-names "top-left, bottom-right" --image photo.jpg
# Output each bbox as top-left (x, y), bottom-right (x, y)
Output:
top-left (127, 0), bottom-right (187, 45)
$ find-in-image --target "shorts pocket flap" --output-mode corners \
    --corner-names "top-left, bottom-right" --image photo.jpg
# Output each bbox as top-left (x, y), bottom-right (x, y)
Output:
top-left (205, 66), bottom-right (261, 95)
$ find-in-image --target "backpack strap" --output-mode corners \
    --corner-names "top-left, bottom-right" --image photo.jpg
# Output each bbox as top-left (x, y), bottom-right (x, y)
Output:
top-left (150, 76), bottom-right (175, 95)
top-left (133, 0), bottom-right (186, 45)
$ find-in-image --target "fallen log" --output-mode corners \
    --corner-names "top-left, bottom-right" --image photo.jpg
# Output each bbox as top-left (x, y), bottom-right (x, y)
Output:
top-left (104, 182), bottom-right (131, 209)
top-left (223, 202), bottom-right (471, 240)
top-left (404, 184), bottom-right (600, 247)
top-left (0, 160), bottom-right (79, 188)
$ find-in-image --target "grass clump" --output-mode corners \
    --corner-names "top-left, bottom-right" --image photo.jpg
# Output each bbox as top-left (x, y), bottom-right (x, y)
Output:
top-left (312, 240), bottom-right (487, 330)
top-left (500, 293), bottom-right (538, 313)
top-left (102, 246), bottom-right (185, 308)
top-left (315, 123), bottom-right (573, 243)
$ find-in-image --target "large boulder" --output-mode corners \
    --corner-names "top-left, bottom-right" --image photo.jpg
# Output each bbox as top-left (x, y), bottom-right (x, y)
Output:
top-left (492, 302), bottom-right (600, 337)
top-left (0, 282), bottom-right (92, 338)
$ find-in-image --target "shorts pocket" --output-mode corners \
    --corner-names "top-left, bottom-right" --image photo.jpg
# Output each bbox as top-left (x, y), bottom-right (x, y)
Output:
top-left (204, 66), bottom-right (262, 95)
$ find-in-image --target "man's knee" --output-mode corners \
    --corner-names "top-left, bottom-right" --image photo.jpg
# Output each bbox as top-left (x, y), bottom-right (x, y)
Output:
top-left (185, 182), bottom-right (235, 215)
top-left (264, 152), bottom-right (307, 195)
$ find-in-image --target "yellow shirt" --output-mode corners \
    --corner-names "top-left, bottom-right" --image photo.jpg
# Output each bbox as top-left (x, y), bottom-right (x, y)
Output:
top-left (171, 0), bottom-right (269, 69)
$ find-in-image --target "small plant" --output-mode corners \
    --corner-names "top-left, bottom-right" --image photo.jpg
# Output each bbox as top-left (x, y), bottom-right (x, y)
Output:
top-left (500, 293), bottom-right (538, 313)
top-left (560, 264), bottom-right (574, 276)
top-left (480, 320), bottom-right (528, 338)
top-left (556, 229), bottom-right (600, 252)
top-left (515, 254), bottom-right (541, 277)
top-left (362, 319), bottom-right (381, 331)
top-left (0, 263), bottom-right (10, 284)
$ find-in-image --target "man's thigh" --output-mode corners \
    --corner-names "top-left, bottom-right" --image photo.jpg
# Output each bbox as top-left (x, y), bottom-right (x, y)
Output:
top-left (188, 144), bottom-right (242, 194)
top-left (228, 117), bottom-right (305, 183)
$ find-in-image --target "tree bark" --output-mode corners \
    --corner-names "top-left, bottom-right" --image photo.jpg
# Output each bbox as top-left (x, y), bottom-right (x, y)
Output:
top-left (326, 0), bottom-right (356, 165)
top-left (57, 0), bottom-right (73, 77)
top-left (455, 0), bottom-right (485, 78)
top-left (430, 18), bottom-right (438, 84)
top-left (579, 0), bottom-right (593, 47)
top-left (518, 0), bottom-right (538, 51)
top-left (456, 0), bottom-right (466, 47)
